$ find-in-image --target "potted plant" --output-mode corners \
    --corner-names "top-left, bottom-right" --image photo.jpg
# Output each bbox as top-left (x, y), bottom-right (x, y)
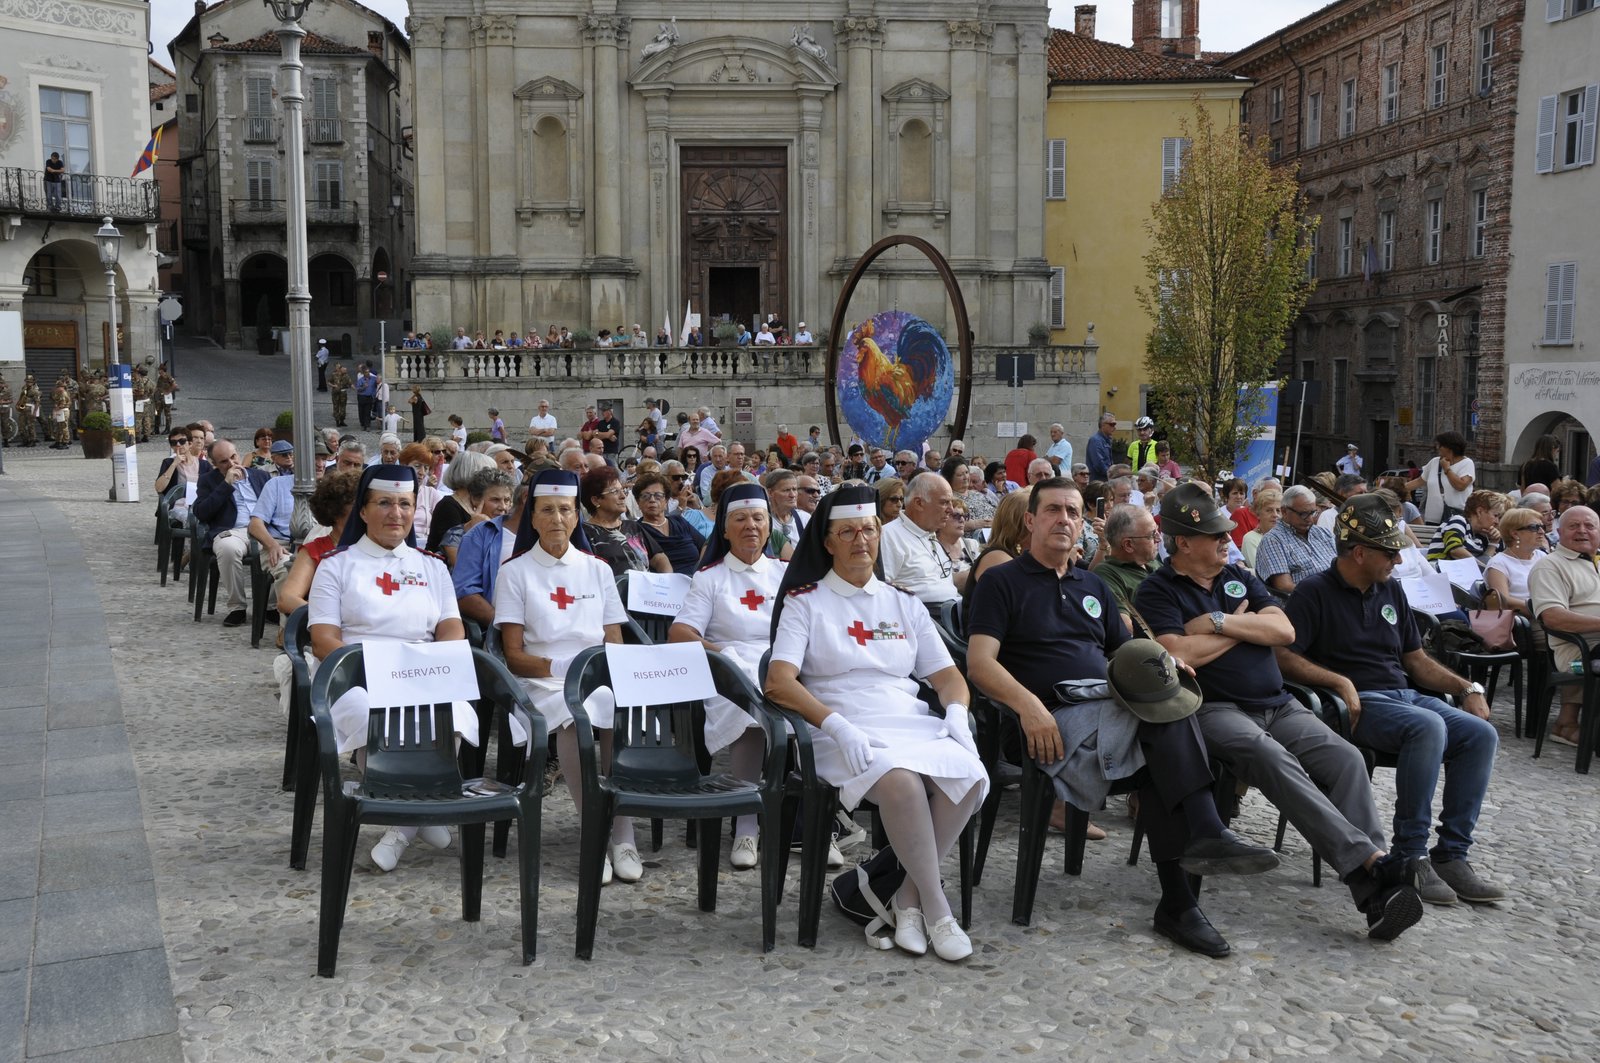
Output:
top-left (711, 322), bottom-right (740, 347)
top-left (571, 328), bottom-right (595, 349)
top-left (80, 411), bottom-right (114, 459)
top-left (1027, 322), bottom-right (1053, 347)
top-left (273, 409), bottom-right (293, 442)
top-left (465, 430), bottom-right (492, 446)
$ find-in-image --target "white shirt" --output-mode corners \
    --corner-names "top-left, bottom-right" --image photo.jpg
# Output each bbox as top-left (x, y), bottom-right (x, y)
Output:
top-left (382, 412), bottom-right (400, 434)
top-left (308, 536), bottom-right (459, 643)
top-left (1419, 456), bottom-right (1475, 520)
top-left (754, 330), bottom-right (776, 345)
top-left (701, 415), bottom-right (721, 435)
top-left (793, 329), bottom-right (814, 344)
top-left (494, 542), bottom-right (628, 724)
top-left (528, 413), bottom-right (557, 439)
top-left (451, 425), bottom-right (467, 447)
top-left (878, 514), bottom-right (959, 604)
top-left (1337, 454), bottom-right (1363, 476)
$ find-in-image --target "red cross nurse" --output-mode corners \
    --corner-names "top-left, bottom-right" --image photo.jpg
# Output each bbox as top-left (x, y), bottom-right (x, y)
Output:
top-left (307, 463), bottom-right (475, 873)
top-left (493, 470), bottom-right (639, 884)
top-left (764, 484), bottom-right (989, 961)
top-left (668, 481), bottom-right (789, 870)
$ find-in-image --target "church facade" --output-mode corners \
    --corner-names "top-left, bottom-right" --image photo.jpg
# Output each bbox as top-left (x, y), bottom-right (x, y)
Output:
top-left (405, 1), bottom-right (1052, 345)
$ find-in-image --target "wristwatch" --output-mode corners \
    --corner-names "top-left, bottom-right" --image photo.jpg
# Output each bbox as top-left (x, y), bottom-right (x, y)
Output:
top-left (1462, 681), bottom-right (1486, 699)
top-left (1210, 610), bottom-right (1226, 635)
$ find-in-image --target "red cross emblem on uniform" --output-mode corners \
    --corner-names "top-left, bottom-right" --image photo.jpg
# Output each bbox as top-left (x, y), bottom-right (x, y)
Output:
top-left (375, 572), bottom-right (400, 596)
top-left (846, 620), bottom-right (873, 646)
top-left (739, 589), bottom-right (766, 611)
top-left (550, 586), bottom-right (576, 610)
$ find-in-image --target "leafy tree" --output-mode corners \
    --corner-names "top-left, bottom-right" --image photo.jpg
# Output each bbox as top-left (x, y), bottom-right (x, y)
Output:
top-left (1136, 105), bottom-right (1315, 481)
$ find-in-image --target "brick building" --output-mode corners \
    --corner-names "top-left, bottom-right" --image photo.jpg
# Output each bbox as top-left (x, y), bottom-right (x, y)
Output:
top-left (1223, 0), bottom-right (1523, 484)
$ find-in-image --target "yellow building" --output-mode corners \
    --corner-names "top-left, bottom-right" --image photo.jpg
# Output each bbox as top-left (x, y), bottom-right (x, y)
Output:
top-left (1045, 22), bottom-right (1247, 427)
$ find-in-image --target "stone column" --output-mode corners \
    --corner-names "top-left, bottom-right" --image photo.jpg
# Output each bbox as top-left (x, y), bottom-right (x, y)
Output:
top-left (582, 14), bottom-right (630, 263)
top-left (640, 86), bottom-right (673, 334)
top-left (481, 15), bottom-right (518, 261)
top-left (406, 17), bottom-right (446, 261)
top-left (834, 16), bottom-right (883, 258)
top-left (946, 20), bottom-right (992, 262)
top-left (796, 86), bottom-right (827, 326)
top-left (1011, 20), bottom-right (1053, 345)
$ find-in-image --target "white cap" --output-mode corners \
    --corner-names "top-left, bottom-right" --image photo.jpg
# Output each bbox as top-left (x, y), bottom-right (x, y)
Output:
top-left (829, 502), bottom-right (876, 520)
top-left (798, 322), bottom-right (806, 328)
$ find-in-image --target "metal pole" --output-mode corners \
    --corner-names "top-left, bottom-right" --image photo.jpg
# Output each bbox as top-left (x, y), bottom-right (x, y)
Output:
top-left (1291, 386), bottom-right (1307, 482)
top-left (278, 13), bottom-right (315, 501)
top-left (105, 264), bottom-right (119, 371)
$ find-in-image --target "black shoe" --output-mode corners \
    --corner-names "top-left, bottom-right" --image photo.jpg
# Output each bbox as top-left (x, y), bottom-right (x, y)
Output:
top-left (264, 611), bottom-right (280, 625)
top-left (1365, 883), bottom-right (1424, 941)
top-left (1179, 830), bottom-right (1280, 876)
top-left (222, 609), bottom-right (247, 627)
top-left (1153, 905), bottom-right (1230, 958)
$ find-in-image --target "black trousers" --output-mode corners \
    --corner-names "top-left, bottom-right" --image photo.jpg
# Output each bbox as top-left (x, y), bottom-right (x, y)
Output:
top-left (1131, 714), bottom-right (1214, 862)
top-left (356, 394), bottom-right (373, 429)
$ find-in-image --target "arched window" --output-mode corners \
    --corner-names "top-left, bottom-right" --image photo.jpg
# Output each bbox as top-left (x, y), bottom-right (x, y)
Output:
top-left (533, 115), bottom-right (568, 203)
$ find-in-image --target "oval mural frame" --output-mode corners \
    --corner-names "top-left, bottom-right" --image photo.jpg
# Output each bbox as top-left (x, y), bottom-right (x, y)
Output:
top-left (824, 235), bottom-right (973, 449)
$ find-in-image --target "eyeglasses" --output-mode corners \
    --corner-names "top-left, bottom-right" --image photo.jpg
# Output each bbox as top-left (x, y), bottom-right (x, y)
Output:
top-left (800, 487), bottom-right (821, 496)
top-left (1287, 507), bottom-right (1317, 518)
top-left (599, 487), bottom-right (629, 499)
top-left (1521, 524), bottom-right (1546, 534)
top-left (668, 473), bottom-right (689, 481)
top-left (637, 492), bottom-right (667, 502)
top-left (1125, 532), bottom-right (1163, 542)
top-left (169, 437), bottom-right (189, 445)
top-left (1369, 546), bottom-right (1402, 561)
top-left (831, 524), bottom-right (881, 542)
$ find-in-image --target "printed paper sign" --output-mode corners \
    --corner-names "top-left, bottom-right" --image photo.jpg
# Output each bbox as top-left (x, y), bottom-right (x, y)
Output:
top-left (183, 481), bottom-right (198, 508)
top-left (1399, 567), bottom-right (1455, 615)
top-left (362, 638), bottom-right (480, 707)
top-left (605, 641), bottom-right (716, 708)
top-left (626, 571), bottom-right (692, 616)
top-left (1436, 558), bottom-right (1482, 592)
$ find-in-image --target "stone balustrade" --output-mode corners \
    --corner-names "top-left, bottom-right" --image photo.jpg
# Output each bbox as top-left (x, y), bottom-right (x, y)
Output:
top-left (384, 343), bottom-right (1096, 386)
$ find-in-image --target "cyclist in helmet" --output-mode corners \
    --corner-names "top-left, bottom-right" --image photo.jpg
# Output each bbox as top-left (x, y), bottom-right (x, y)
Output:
top-left (1128, 416), bottom-right (1159, 470)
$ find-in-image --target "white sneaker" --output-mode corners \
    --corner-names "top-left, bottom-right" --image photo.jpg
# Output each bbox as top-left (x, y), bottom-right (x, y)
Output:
top-left (610, 843), bottom-right (643, 883)
top-left (892, 901), bottom-right (927, 956)
top-left (928, 916), bottom-right (972, 961)
top-left (730, 835), bottom-right (759, 870)
top-left (370, 829), bottom-right (409, 872)
top-left (417, 826), bottom-right (451, 850)
top-left (827, 839), bottom-right (845, 868)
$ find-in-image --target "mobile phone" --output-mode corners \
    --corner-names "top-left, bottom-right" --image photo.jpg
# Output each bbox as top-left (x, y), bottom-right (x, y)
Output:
top-left (1095, 497), bottom-right (1106, 518)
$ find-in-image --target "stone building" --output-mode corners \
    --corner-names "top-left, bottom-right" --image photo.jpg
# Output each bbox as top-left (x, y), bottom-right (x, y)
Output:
top-left (150, 60), bottom-right (183, 297)
top-left (404, 1), bottom-right (1053, 347)
top-left (0, 0), bottom-right (162, 397)
top-left (169, 0), bottom-right (413, 352)
top-left (1500, 0), bottom-right (1599, 477)
top-left (1045, 3), bottom-right (1246, 427)
top-left (1224, 0), bottom-right (1523, 482)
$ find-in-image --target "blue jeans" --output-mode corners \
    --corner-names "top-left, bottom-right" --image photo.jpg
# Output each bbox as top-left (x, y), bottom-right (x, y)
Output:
top-left (1355, 688), bottom-right (1497, 861)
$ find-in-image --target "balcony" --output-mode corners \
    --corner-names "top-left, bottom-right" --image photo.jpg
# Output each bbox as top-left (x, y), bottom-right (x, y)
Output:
top-left (230, 198), bottom-right (359, 235)
top-left (306, 118), bottom-right (343, 144)
top-left (156, 220), bottom-right (181, 255)
top-left (243, 115), bottom-right (277, 143)
top-left (0, 166), bottom-right (160, 223)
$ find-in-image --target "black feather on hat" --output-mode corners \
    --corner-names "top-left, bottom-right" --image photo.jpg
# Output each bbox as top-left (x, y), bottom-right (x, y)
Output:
top-left (770, 484), bottom-right (881, 640)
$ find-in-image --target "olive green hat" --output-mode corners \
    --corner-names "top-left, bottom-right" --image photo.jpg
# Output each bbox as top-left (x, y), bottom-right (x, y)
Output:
top-left (1107, 639), bottom-right (1203, 724)
top-left (1335, 494), bottom-right (1407, 551)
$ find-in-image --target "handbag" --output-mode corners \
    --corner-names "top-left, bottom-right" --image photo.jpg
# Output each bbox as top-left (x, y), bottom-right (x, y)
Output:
top-left (1466, 607), bottom-right (1515, 652)
top-left (829, 846), bottom-right (905, 949)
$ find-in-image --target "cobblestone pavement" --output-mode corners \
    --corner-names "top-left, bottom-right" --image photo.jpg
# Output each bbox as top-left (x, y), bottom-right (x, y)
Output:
top-left (5, 447), bottom-right (1600, 1062)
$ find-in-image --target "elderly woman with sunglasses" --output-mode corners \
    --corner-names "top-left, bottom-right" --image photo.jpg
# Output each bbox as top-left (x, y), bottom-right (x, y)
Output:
top-left (1483, 508), bottom-right (1548, 619)
top-left (635, 470), bottom-right (707, 575)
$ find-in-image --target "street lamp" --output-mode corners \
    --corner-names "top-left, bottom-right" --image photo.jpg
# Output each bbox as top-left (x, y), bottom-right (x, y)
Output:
top-left (95, 215), bottom-right (121, 370)
top-left (265, 0), bottom-right (316, 502)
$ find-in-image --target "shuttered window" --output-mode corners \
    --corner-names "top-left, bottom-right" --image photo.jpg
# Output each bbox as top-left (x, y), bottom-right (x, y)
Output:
top-left (1160, 137), bottom-right (1189, 195)
top-left (1049, 267), bottom-right (1065, 328)
top-left (245, 159), bottom-right (274, 204)
top-left (313, 161), bottom-right (342, 208)
top-left (1539, 86), bottom-right (1600, 172)
top-left (1045, 139), bottom-right (1066, 200)
top-left (1544, 262), bottom-right (1577, 344)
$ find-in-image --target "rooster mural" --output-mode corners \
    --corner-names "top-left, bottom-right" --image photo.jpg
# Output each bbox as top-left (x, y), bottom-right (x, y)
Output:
top-left (837, 311), bottom-right (954, 452)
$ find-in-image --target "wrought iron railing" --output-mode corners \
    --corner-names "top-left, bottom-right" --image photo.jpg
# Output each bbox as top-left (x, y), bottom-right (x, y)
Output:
top-left (243, 115), bottom-right (277, 143)
top-left (0, 166), bottom-right (160, 222)
top-left (306, 117), bottom-right (342, 143)
top-left (230, 198), bottom-right (359, 228)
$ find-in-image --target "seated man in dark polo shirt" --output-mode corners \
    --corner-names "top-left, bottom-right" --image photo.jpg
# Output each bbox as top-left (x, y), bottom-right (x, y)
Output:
top-left (967, 477), bottom-right (1277, 958)
top-left (1276, 495), bottom-right (1505, 907)
top-left (1135, 483), bottom-right (1426, 941)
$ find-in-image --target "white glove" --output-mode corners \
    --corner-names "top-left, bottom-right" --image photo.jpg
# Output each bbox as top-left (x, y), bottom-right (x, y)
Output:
top-left (821, 713), bottom-right (886, 776)
top-left (940, 703), bottom-right (980, 758)
top-left (547, 653), bottom-right (576, 678)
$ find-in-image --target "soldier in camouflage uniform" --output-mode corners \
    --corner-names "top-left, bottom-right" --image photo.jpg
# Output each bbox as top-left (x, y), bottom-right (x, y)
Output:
top-left (15, 375), bottom-right (40, 446)
top-left (328, 363), bottom-right (351, 427)
top-left (0, 376), bottom-right (13, 442)
top-left (132, 366), bottom-right (153, 441)
top-left (155, 365), bottom-right (177, 434)
top-left (50, 379), bottom-right (73, 448)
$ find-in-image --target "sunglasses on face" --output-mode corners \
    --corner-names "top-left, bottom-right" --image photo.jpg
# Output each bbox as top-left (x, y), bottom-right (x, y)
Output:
top-left (801, 487), bottom-right (821, 496)
top-left (1521, 524), bottom-right (1546, 534)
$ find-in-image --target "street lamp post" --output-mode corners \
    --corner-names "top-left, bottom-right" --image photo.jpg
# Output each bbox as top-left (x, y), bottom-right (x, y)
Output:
top-left (95, 215), bottom-right (121, 371)
top-left (265, 0), bottom-right (316, 501)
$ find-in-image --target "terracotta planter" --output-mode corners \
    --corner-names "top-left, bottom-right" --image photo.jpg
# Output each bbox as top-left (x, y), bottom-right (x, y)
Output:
top-left (80, 429), bottom-right (114, 459)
